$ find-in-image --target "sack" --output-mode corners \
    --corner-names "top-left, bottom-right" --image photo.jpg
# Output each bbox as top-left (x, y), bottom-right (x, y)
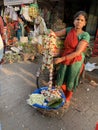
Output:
top-left (20, 36), bottom-right (28, 43)
top-left (29, 3), bottom-right (39, 18)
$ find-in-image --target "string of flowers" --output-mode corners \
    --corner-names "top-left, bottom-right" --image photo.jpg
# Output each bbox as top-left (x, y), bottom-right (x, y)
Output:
top-left (42, 33), bottom-right (58, 89)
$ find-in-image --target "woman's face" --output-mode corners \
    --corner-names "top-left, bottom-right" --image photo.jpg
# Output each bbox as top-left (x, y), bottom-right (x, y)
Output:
top-left (73, 14), bottom-right (86, 29)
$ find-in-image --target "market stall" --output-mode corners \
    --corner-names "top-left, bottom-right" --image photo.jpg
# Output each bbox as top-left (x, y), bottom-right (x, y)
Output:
top-left (2, 0), bottom-right (39, 63)
top-left (1, 0), bottom-right (66, 64)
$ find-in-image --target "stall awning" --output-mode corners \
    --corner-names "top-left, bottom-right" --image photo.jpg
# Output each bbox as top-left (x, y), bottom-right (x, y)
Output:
top-left (4, 0), bottom-right (35, 6)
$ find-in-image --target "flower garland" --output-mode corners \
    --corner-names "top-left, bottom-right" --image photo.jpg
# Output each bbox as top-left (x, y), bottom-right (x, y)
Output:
top-left (42, 34), bottom-right (58, 89)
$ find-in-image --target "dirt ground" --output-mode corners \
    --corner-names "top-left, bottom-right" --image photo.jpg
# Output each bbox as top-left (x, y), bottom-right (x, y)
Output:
top-left (0, 56), bottom-right (98, 130)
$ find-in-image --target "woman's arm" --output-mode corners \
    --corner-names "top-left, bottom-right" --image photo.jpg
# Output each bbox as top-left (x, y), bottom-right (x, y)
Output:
top-left (65, 40), bottom-right (88, 60)
top-left (49, 28), bottom-right (66, 37)
top-left (55, 28), bottom-right (66, 37)
top-left (54, 40), bottom-right (88, 64)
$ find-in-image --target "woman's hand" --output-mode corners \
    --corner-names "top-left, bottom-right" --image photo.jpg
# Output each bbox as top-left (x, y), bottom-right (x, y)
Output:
top-left (53, 56), bottom-right (65, 64)
top-left (48, 30), bottom-right (56, 37)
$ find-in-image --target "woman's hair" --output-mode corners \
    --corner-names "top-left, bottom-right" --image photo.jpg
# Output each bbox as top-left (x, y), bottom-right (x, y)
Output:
top-left (73, 11), bottom-right (88, 21)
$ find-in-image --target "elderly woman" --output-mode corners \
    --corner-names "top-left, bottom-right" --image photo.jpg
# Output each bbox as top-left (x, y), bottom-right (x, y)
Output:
top-left (51, 11), bottom-right (90, 107)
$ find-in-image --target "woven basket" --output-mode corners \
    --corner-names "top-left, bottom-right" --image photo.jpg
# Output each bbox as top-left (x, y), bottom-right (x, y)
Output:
top-left (36, 104), bottom-right (68, 118)
top-left (31, 87), bottom-right (67, 118)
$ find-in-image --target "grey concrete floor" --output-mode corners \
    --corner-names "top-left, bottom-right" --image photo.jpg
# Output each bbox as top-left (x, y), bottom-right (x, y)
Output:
top-left (0, 59), bottom-right (98, 130)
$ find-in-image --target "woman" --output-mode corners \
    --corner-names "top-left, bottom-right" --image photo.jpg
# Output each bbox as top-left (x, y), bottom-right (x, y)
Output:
top-left (51, 11), bottom-right (90, 107)
top-left (16, 16), bottom-right (25, 41)
top-left (6, 18), bottom-right (16, 45)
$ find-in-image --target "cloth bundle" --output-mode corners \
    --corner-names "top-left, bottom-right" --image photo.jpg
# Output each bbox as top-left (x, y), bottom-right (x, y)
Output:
top-left (20, 5), bottom-right (32, 22)
top-left (33, 15), bottom-right (48, 37)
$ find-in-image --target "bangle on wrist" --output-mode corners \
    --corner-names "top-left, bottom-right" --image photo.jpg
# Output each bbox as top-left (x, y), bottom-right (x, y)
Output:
top-left (64, 56), bottom-right (66, 60)
top-left (62, 56), bottom-right (66, 61)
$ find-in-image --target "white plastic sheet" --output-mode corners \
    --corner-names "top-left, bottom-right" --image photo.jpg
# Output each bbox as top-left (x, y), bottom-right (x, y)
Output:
top-left (85, 62), bottom-right (98, 71)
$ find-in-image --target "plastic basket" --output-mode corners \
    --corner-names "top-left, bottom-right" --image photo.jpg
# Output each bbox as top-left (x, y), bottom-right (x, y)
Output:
top-left (32, 86), bottom-right (66, 110)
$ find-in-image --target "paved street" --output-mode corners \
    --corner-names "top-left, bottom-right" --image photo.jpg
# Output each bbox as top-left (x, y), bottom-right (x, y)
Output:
top-left (0, 59), bottom-right (98, 130)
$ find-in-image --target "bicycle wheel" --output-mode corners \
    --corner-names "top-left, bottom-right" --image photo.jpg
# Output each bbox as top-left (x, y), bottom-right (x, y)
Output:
top-left (36, 67), bottom-right (50, 88)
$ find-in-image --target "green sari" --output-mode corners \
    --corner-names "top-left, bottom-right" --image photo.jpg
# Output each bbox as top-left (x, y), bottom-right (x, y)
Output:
top-left (56, 27), bottom-right (90, 91)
